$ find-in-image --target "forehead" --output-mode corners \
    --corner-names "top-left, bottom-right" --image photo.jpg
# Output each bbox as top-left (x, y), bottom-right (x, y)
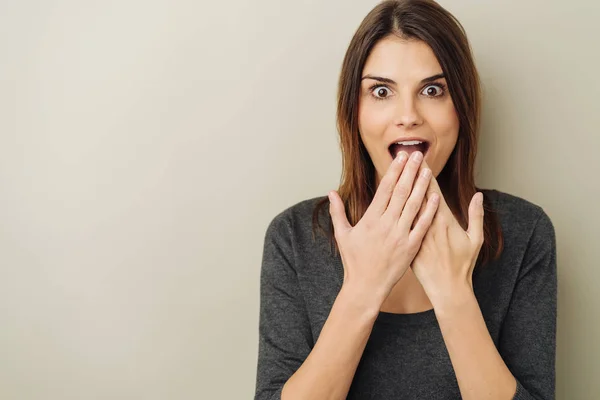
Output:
top-left (362, 36), bottom-right (442, 82)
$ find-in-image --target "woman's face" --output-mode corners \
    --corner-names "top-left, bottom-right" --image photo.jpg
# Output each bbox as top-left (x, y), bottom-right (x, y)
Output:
top-left (358, 35), bottom-right (459, 186)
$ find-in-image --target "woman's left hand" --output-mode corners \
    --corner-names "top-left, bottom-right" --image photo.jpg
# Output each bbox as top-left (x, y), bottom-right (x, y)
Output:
top-left (411, 160), bottom-right (485, 308)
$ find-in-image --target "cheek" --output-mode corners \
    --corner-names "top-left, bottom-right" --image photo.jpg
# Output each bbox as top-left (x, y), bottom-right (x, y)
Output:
top-left (426, 104), bottom-right (459, 175)
top-left (358, 101), bottom-right (391, 139)
top-left (430, 104), bottom-right (459, 138)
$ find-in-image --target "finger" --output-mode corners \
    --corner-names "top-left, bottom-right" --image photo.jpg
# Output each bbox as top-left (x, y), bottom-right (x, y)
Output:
top-left (365, 151), bottom-right (410, 220)
top-left (396, 165), bottom-right (432, 232)
top-left (417, 160), bottom-right (453, 220)
top-left (328, 190), bottom-right (352, 237)
top-left (409, 193), bottom-right (440, 243)
top-left (421, 162), bottom-right (442, 203)
top-left (412, 194), bottom-right (428, 230)
top-left (384, 151), bottom-right (425, 222)
top-left (413, 160), bottom-right (433, 225)
top-left (467, 192), bottom-right (485, 244)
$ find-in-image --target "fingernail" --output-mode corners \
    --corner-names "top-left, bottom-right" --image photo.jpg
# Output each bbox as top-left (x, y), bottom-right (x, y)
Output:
top-left (412, 151), bottom-right (423, 162)
top-left (396, 151), bottom-right (408, 163)
top-left (477, 193), bottom-right (483, 205)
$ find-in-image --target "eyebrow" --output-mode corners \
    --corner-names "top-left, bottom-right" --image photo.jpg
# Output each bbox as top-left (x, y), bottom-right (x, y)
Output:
top-left (360, 73), bottom-right (445, 85)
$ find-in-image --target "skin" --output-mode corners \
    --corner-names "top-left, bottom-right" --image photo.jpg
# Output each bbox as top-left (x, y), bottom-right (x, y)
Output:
top-left (356, 35), bottom-right (518, 399)
top-left (358, 34), bottom-right (460, 313)
top-left (358, 34), bottom-right (460, 186)
top-left (280, 35), bottom-right (518, 400)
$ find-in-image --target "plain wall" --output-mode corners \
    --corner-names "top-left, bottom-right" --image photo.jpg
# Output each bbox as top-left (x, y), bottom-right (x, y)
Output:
top-left (0, 0), bottom-right (598, 398)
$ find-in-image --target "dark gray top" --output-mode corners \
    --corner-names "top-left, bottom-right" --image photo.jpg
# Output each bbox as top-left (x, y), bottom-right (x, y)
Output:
top-left (254, 189), bottom-right (557, 400)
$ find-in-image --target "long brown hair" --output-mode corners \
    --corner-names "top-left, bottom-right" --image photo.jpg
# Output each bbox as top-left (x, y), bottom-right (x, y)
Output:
top-left (312, 0), bottom-right (504, 269)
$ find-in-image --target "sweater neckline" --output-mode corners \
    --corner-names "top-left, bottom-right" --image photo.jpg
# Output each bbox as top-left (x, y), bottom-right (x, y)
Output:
top-left (375, 308), bottom-right (437, 326)
top-left (331, 255), bottom-right (438, 326)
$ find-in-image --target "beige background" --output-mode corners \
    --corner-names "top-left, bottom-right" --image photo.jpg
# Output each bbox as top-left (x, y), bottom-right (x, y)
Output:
top-left (0, 0), bottom-right (598, 399)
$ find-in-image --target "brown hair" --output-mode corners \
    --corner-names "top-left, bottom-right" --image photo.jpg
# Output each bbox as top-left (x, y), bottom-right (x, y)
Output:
top-left (312, 0), bottom-right (504, 269)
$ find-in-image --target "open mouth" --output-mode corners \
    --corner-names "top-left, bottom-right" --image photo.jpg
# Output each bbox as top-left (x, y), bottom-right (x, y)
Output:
top-left (388, 141), bottom-right (430, 160)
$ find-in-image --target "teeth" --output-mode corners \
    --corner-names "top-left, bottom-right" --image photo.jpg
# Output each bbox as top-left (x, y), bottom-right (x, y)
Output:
top-left (396, 140), bottom-right (423, 146)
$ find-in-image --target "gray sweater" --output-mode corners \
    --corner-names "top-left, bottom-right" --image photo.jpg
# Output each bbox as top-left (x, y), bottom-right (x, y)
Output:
top-left (254, 189), bottom-right (557, 400)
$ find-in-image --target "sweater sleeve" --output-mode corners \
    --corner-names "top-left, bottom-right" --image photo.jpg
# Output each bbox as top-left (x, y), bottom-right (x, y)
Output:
top-left (499, 209), bottom-right (557, 400)
top-left (254, 213), bottom-right (314, 400)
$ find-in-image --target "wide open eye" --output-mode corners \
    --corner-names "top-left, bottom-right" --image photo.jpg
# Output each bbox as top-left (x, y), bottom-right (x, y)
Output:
top-left (371, 85), bottom-right (392, 100)
top-left (421, 83), bottom-right (446, 97)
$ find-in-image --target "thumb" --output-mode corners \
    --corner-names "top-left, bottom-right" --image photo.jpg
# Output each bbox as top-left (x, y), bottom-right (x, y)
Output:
top-left (328, 190), bottom-right (352, 236)
top-left (467, 192), bottom-right (485, 245)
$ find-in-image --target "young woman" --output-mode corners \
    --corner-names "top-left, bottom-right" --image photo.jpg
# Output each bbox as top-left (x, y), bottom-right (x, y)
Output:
top-left (254, 1), bottom-right (557, 399)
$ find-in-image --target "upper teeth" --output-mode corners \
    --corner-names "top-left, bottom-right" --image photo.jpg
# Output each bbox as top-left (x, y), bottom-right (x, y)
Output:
top-left (396, 140), bottom-right (423, 145)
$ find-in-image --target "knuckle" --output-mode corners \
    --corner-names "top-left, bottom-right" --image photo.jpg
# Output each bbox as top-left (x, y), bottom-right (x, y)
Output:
top-left (333, 225), bottom-right (349, 240)
top-left (404, 199), bottom-right (420, 215)
top-left (385, 229), bottom-right (400, 246)
top-left (385, 181), bottom-right (396, 196)
top-left (394, 183), bottom-right (410, 199)
top-left (477, 235), bottom-right (485, 246)
top-left (361, 217), bottom-right (376, 231)
top-left (406, 237), bottom-right (420, 251)
top-left (378, 216), bottom-right (393, 233)
top-left (377, 181), bottom-right (393, 198)
top-left (333, 230), bottom-right (343, 243)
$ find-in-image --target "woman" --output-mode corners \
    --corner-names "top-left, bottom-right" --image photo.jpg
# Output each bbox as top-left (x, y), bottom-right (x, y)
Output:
top-left (254, 1), bottom-right (556, 399)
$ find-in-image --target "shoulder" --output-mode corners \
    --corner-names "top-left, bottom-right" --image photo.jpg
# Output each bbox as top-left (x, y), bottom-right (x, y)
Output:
top-left (482, 188), bottom-right (556, 276)
top-left (483, 188), bottom-right (555, 238)
top-left (262, 195), bottom-right (333, 276)
top-left (264, 195), bottom-right (328, 240)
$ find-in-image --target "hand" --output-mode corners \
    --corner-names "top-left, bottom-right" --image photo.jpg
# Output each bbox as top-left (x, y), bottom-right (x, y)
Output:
top-left (410, 159), bottom-right (485, 308)
top-left (328, 151), bottom-right (441, 307)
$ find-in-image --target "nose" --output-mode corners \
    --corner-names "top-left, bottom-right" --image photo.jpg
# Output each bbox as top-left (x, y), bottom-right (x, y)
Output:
top-left (394, 93), bottom-right (423, 128)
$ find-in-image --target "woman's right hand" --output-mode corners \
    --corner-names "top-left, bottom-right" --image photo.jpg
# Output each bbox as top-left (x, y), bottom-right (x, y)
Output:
top-left (328, 150), bottom-right (440, 307)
